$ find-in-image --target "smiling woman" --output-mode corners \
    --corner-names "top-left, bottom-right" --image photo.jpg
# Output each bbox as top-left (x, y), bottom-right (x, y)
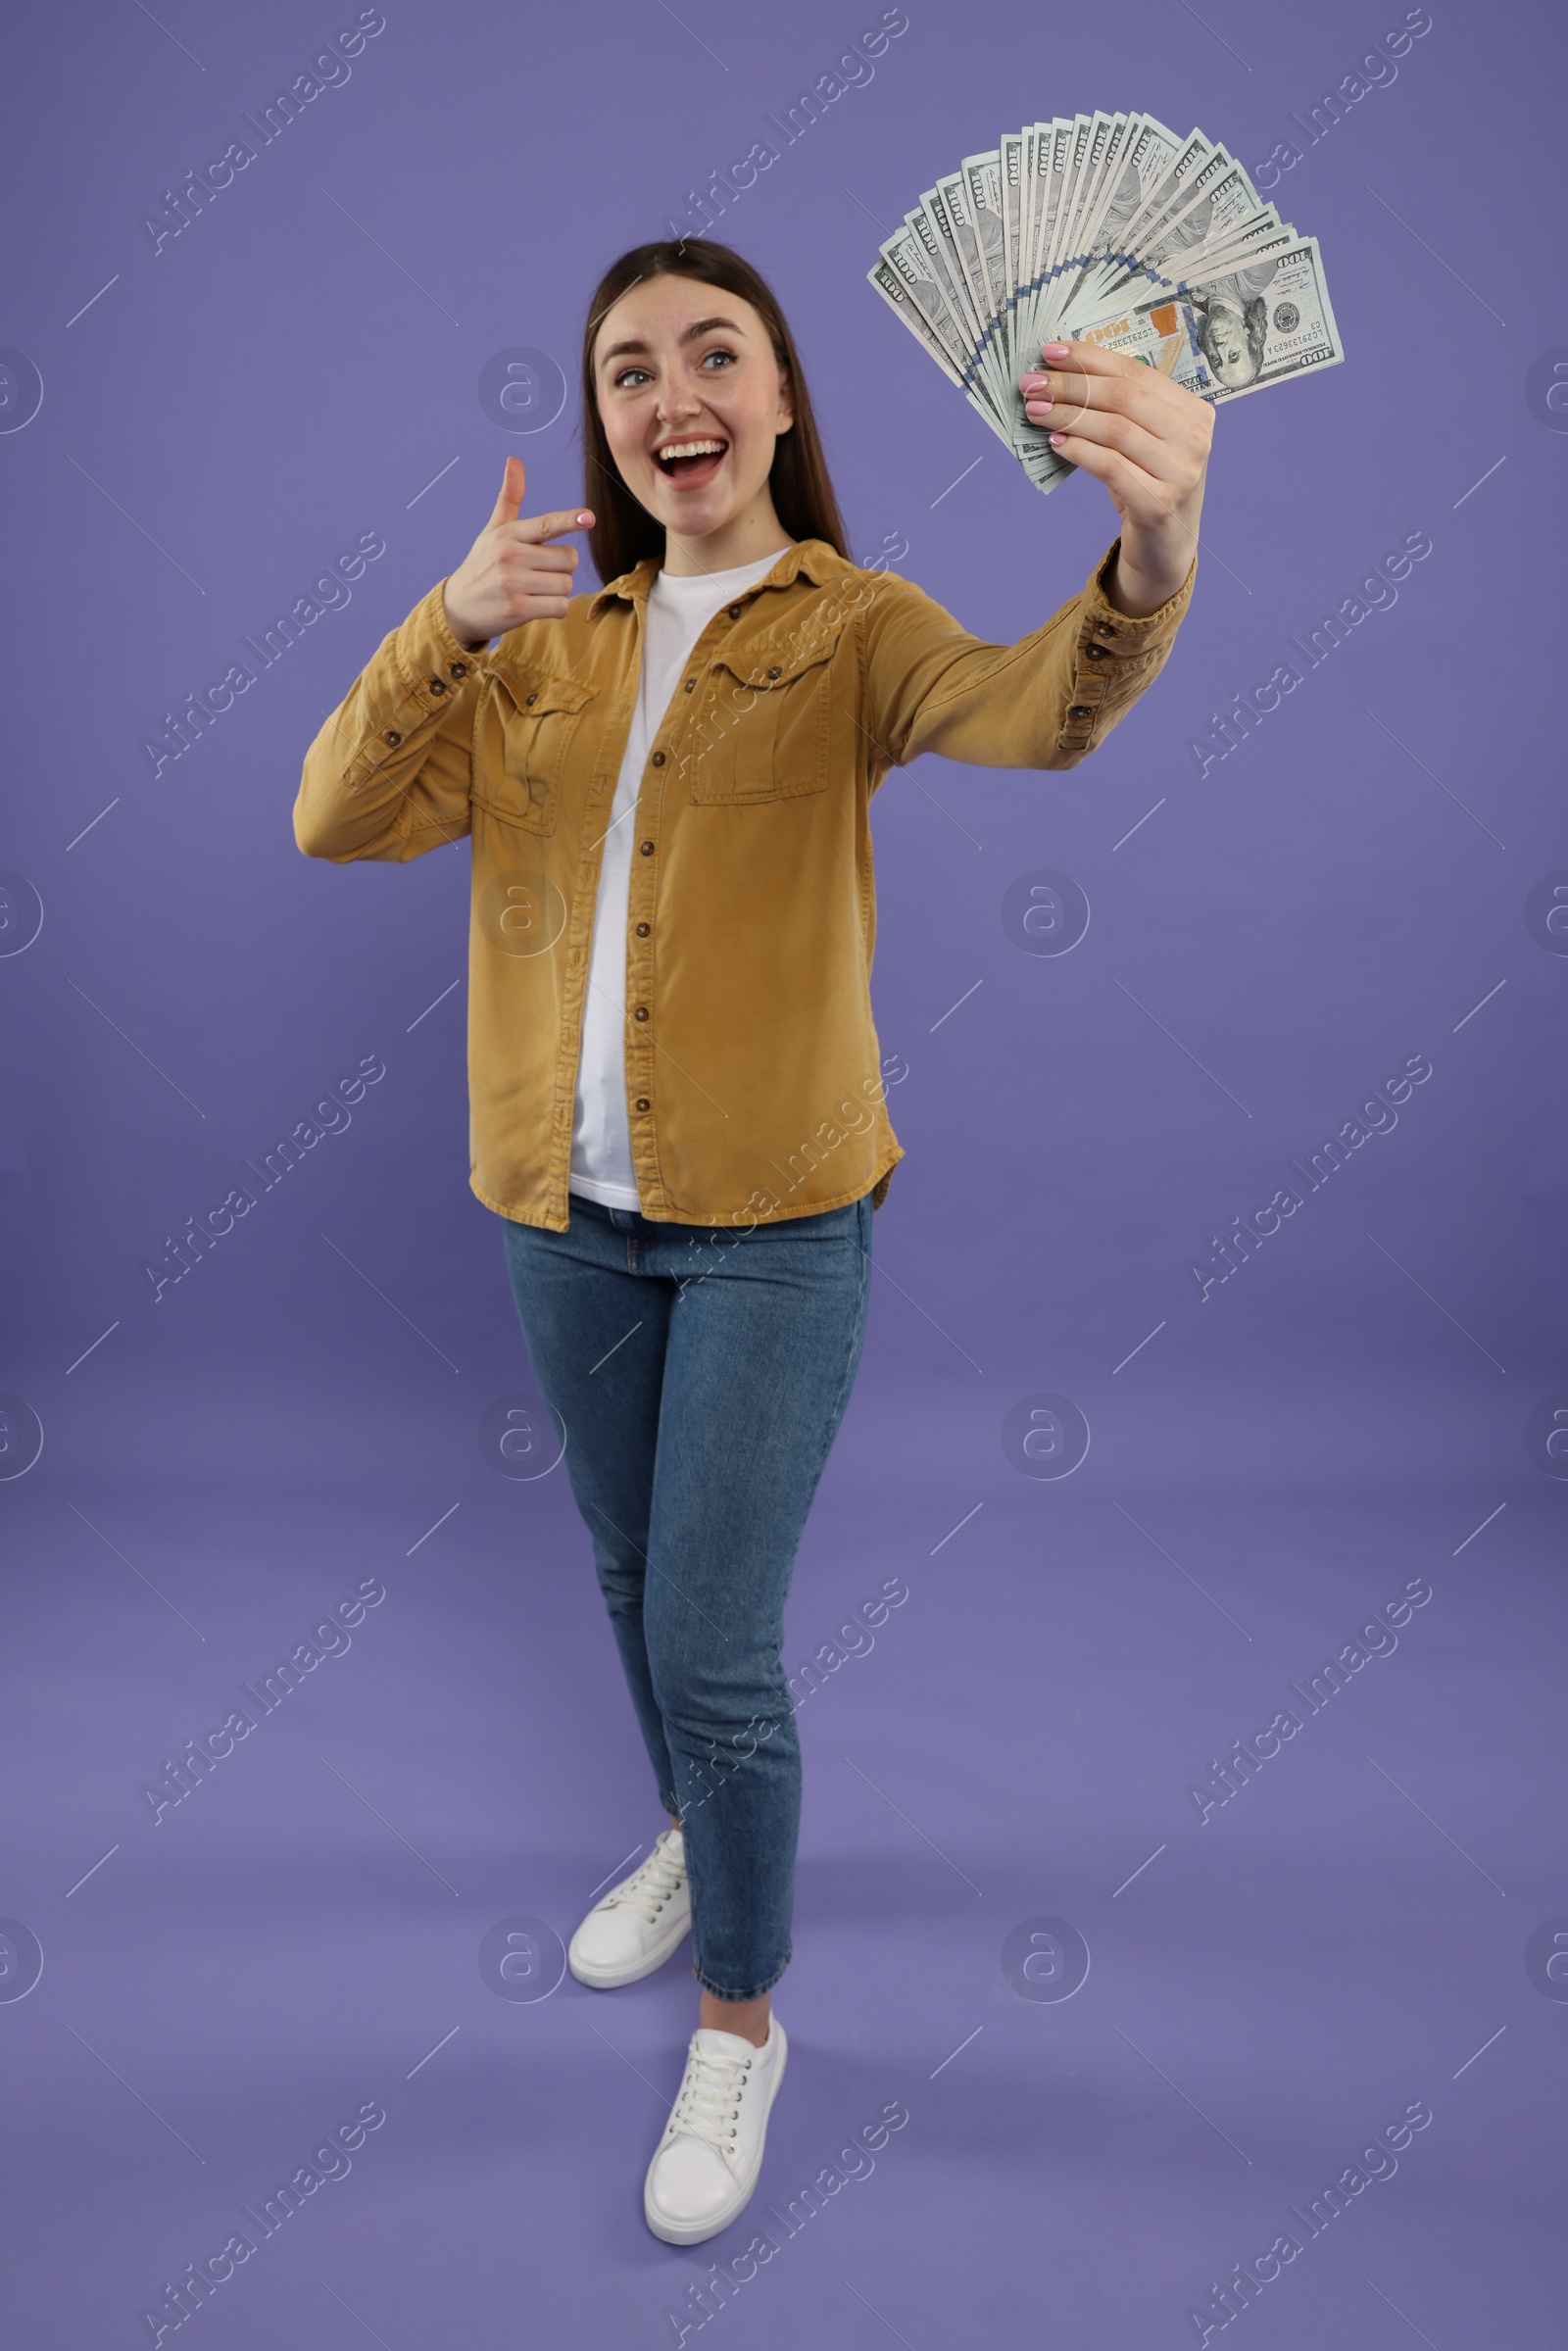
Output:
top-left (295, 227), bottom-right (1206, 2254)
top-left (579, 241), bottom-right (849, 579)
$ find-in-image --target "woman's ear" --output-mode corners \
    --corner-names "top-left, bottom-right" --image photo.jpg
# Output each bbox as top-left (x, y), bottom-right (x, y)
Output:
top-left (775, 367), bottom-right (796, 434)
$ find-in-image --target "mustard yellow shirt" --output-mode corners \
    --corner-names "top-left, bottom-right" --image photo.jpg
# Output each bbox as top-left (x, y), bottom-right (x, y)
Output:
top-left (294, 535), bottom-right (1195, 1230)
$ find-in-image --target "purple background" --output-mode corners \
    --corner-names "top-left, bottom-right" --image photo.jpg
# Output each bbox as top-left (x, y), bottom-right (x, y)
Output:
top-left (2, 1), bottom-right (1563, 2343)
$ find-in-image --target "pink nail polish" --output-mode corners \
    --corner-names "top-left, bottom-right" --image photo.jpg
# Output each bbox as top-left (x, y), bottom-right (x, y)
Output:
top-left (1042, 343), bottom-right (1070, 359)
top-left (1049, 431), bottom-right (1066, 447)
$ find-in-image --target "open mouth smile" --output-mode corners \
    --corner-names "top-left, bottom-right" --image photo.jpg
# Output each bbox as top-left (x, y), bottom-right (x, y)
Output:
top-left (653, 436), bottom-right (729, 486)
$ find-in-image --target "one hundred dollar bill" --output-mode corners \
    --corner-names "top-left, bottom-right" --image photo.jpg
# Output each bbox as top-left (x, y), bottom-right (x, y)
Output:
top-left (869, 116), bottom-right (1343, 499)
top-left (1071, 236), bottom-right (1344, 403)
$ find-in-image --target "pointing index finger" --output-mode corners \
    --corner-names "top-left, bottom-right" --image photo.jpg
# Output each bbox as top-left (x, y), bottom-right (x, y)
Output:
top-left (513, 507), bottom-right (596, 543)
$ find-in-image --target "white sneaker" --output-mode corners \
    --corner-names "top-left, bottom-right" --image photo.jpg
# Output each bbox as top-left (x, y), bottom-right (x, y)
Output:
top-left (568, 1830), bottom-right (691, 1988)
top-left (643, 2014), bottom-right (788, 2245)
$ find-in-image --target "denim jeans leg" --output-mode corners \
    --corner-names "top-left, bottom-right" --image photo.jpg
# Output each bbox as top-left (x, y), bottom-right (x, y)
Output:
top-left (500, 1203), bottom-right (680, 1816)
top-left (640, 1195), bottom-right (873, 2000)
top-left (502, 1191), bottom-right (873, 2002)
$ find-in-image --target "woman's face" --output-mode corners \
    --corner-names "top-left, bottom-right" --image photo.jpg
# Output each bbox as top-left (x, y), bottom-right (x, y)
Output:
top-left (592, 277), bottom-right (794, 540)
top-left (1202, 299), bottom-right (1258, 389)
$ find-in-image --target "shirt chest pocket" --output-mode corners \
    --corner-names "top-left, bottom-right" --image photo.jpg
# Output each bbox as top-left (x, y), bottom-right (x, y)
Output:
top-left (484, 672), bottom-right (598, 835)
top-left (688, 624), bottom-right (844, 805)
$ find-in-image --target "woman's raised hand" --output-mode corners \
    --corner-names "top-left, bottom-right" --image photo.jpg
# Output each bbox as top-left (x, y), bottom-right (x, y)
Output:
top-left (441, 456), bottom-right (596, 647)
top-left (1019, 340), bottom-right (1213, 618)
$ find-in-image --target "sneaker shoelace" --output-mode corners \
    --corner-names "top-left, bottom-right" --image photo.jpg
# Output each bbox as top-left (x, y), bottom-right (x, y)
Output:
top-left (604, 1837), bottom-right (686, 1928)
top-left (669, 2044), bottom-right (754, 2158)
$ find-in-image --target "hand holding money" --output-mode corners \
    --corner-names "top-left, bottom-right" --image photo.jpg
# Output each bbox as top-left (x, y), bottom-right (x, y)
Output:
top-left (1019, 338), bottom-right (1212, 612)
top-left (868, 110), bottom-right (1344, 571)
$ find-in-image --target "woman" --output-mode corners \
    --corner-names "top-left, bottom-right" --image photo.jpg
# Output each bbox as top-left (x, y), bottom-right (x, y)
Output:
top-left (295, 237), bottom-right (1210, 2245)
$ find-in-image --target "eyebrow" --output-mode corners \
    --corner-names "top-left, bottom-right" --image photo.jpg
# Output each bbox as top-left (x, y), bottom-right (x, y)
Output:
top-left (598, 315), bottom-right (745, 367)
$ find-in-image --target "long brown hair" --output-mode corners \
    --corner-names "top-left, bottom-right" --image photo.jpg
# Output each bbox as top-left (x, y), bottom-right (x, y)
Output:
top-left (578, 239), bottom-right (850, 584)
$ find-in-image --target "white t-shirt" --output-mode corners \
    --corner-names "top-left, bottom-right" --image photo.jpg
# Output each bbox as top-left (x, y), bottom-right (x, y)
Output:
top-left (569, 546), bottom-right (790, 1209)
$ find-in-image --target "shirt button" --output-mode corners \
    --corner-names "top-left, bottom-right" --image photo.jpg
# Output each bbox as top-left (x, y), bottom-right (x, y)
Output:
top-left (766, 665), bottom-right (781, 680)
top-left (1096, 620), bottom-right (1116, 637)
top-left (1084, 644), bottom-right (1107, 661)
top-left (640, 840), bottom-right (654, 855)
top-left (384, 730), bottom-right (402, 746)
top-left (683, 678), bottom-right (695, 693)
top-left (652, 750), bottom-right (665, 765)
top-left (635, 1097), bottom-right (650, 1112)
top-left (635, 921), bottom-right (650, 937)
top-left (525, 691), bottom-right (537, 706)
top-left (1068, 705), bottom-right (1092, 720)
top-left (429, 678), bottom-right (446, 694)
top-left (727, 603), bottom-right (741, 618)
top-left (450, 661), bottom-right (467, 677)
top-left (634, 1005), bottom-right (649, 1021)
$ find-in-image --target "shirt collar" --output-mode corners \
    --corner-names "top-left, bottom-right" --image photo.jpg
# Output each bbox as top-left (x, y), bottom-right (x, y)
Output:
top-left (587, 537), bottom-right (850, 610)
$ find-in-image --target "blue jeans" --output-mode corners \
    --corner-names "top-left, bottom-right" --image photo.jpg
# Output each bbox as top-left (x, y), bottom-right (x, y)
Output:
top-left (500, 1190), bottom-right (874, 2001)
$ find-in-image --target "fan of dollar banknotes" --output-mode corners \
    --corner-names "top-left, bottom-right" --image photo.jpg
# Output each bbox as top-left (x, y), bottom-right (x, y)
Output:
top-left (868, 113), bottom-right (1343, 496)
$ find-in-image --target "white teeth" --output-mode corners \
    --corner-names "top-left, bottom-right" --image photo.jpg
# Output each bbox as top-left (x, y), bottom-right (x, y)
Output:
top-left (658, 439), bottom-right (726, 460)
